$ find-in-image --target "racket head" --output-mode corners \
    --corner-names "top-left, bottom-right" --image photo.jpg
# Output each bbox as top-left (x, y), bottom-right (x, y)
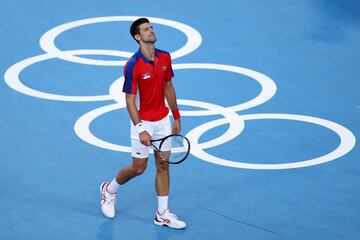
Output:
top-left (157, 134), bottom-right (190, 164)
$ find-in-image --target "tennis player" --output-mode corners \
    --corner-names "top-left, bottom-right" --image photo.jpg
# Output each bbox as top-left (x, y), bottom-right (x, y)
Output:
top-left (100, 18), bottom-right (186, 229)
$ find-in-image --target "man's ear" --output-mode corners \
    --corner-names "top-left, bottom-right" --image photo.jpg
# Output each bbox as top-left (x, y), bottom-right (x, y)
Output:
top-left (134, 34), bottom-right (141, 42)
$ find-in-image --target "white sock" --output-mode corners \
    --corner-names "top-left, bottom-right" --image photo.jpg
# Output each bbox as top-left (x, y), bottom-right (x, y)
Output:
top-left (158, 196), bottom-right (169, 215)
top-left (107, 178), bottom-right (120, 194)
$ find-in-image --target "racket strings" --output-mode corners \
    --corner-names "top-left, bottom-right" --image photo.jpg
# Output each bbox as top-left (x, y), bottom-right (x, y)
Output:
top-left (160, 135), bottom-right (189, 163)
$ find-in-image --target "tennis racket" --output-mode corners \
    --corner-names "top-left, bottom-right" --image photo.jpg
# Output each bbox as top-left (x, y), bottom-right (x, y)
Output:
top-left (150, 134), bottom-right (190, 164)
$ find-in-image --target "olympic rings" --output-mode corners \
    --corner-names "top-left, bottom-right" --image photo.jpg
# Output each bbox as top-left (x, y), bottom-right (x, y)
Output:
top-left (107, 63), bottom-right (277, 114)
top-left (4, 16), bottom-right (356, 170)
top-left (4, 50), bottom-right (124, 102)
top-left (74, 100), bottom-right (246, 153)
top-left (187, 113), bottom-right (356, 169)
top-left (39, 16), bottom-right (202, 66)
top-left (172, 63), bottom-right (277, 115)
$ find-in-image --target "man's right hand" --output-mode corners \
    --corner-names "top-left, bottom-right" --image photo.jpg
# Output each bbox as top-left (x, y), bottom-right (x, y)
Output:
top-left (139, 131), bottom-right (152, 146)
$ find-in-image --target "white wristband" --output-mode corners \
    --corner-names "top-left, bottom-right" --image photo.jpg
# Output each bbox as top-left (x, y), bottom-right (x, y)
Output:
top-left (135, 122), bottom-right (146, 134)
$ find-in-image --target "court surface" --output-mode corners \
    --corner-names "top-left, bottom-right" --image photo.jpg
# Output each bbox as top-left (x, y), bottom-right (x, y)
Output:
top-left (1, 1), bottom-right (360, 239)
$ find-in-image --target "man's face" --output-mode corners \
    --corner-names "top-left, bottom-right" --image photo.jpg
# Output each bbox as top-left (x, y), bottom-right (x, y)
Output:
top-left (137, 22), bottom-right (157, 44)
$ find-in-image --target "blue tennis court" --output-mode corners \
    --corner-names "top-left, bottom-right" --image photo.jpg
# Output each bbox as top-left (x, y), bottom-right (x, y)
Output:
top-left (1, 1), bottom-right (359, 239)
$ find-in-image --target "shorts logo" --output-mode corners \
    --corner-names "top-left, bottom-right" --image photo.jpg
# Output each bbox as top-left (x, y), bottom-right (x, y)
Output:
top-left (162, 66), bottom-right (167, 71)
top-left (136, 152), bottom-right (141, 155)
top-left (143, 73), bottom-right (151, 79)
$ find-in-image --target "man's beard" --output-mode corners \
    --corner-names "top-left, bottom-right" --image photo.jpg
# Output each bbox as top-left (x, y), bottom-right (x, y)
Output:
top-left (141, 34), bottom-right (157, 44)
top-left (142, 37), bottom-right (157, 44)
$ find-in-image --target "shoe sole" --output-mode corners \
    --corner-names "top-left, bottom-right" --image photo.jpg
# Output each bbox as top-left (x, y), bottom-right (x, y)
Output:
top-left (154, 218), bottom-right (186, 229)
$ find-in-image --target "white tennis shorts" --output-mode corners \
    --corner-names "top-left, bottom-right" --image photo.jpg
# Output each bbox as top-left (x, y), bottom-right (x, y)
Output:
top-left (130, 115), bottom-right (171, 158)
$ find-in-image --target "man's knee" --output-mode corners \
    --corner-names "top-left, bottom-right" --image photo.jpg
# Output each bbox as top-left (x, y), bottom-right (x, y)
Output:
top-left (134, 165), bottom-right (146, 175)
top-left (156, 159), bottom-right (169, 172)
top-left (132, 158), bottom-right (147, 175)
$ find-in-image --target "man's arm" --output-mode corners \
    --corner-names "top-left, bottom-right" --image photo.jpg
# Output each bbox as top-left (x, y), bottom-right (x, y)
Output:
top-left (125, 93), bottom-right (151, 146)
top-left (164, 81), bottom-right (181, 134)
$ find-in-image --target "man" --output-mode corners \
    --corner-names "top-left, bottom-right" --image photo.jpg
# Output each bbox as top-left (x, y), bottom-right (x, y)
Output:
top-left (100, 18), bottom-right (186, 229)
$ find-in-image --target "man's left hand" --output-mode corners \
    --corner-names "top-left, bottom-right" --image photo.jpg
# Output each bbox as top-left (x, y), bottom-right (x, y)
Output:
top-left (172, 119), bottom-right (181, 134)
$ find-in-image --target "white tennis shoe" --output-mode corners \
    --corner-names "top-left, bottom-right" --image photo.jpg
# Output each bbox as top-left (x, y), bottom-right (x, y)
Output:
top-left (100, 182), bottom-right (116, 219)
top-left (154, 209), bottom-right (186, 229)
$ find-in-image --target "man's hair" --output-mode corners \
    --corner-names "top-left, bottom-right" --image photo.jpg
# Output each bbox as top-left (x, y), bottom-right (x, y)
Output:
top-left (130, 18), bottom-right (150, 42)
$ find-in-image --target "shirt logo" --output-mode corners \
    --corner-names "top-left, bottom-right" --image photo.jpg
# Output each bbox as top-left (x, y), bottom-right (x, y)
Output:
top-left (143, 73), bottom-right (151, 79)
top-left (162, 66), bottom-right (167, 71)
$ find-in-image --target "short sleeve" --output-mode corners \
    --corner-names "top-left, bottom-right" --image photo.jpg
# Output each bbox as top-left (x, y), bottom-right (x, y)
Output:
top-left (122, 60), bottom-right (137, 94)
top-left (165, 54), bottom-right (174, 81)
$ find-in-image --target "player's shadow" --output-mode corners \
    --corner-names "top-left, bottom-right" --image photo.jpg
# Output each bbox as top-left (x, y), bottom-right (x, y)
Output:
top-left (49, 193), bottom-right (100, 218)
top-left (153, 225), bottom-right (187, 239)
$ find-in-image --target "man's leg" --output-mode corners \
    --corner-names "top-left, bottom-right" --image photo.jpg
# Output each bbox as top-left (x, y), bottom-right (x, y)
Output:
top-left (153, 153), bottom-right (186, 229)
top-left (153, 116), bottom-right (172, 199)
top-left (154, 151), bottom-right (170, 197)
top-left (116, 157), bottom-right (148, 185)
top-left (100, 157), bottom-right (148, 218)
